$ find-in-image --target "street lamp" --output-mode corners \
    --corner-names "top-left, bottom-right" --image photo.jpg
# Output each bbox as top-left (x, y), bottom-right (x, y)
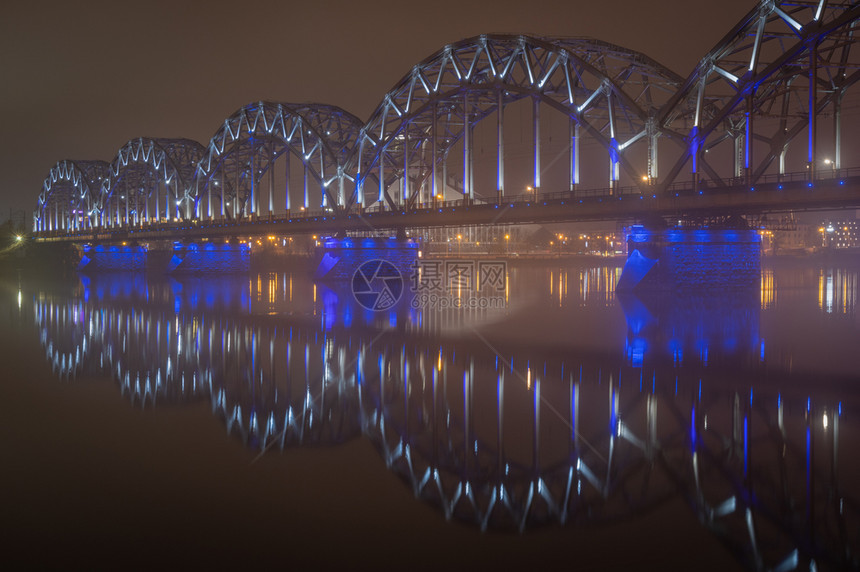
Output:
top-left (457, 233), bottom-right (462, 256)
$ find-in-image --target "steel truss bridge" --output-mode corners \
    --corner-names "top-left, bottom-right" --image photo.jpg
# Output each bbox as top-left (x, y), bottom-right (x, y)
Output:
top-left (34, 284), bottom-right (859, 571)
top-left (33, 1), bottom-right (860, 241)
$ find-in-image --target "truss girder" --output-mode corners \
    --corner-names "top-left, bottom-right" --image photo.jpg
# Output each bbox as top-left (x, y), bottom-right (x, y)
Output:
top-left (657, 0), bottom-right (860, 189)
top-left (100, 137), bottom-right (206, 226)
top-left (35, 160), bottom-right (110, 232)
top-left (191, 101), bottom-right (364, 219)
top-left (352, 35), bottom-right (683, 208)
top-left (31, 6), bottom-right (860, 233)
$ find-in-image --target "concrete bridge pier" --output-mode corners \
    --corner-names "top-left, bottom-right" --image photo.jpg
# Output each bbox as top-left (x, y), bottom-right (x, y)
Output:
top-left (77, 241), bottom-right (250, 274)
top-left (314, 236), bottom-right (420, 283)
top-left (617, 225), bottom-right (761, 291)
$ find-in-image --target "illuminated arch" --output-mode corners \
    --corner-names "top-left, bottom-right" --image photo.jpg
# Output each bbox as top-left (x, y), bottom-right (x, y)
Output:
top-left (192, 101), bottom-right (364, 220)
top-left (34, 160), bottom-right (110, 233)
top-left (657, 0), bottom-right (860, 189)
top-left (100, 137), bottom-right (206, 227)
top-left (351, 34), bottom-right (683, 210)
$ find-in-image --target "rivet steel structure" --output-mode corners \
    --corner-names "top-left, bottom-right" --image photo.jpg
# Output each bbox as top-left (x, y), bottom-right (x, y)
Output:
top-left (32, 1), bottom-right (860, 234)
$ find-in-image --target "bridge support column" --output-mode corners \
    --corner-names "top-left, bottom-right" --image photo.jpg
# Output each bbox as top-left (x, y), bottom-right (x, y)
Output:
top-left (378, 143), bottom-right (385, 208)
top-left (403, 131), bottom-right (410, 204)
top-left (320, 152), bottom-right (326, 210)
top-left (165, 180), bottom-right (171, 223)
top-left (648, 120), bottom-right (659, 184)
top-left (834, 91), bottom-right (843, 171)
top-left (463, 91), bottom-right (472, 201)
top-left (734, 133), bottom-right (743, 181)
top-left (304, 163), bottom-right (309, 210)
top-left (431, 101), bottom-right (438, 206)
top-left (269, 147), bottom-right (275, 216)
top-left (234, 162), bottom-right (240, 219)
top-left (533, 96), bottom-right (541, 193)
top-left (745, 92), bottom-right (754, 185)
top-left (497, 90), bottom-right (504, 200)
top-left (570, 119), bottom-right (579, 192)
top-left (442, 154), bottom-right (448, 205)
top-left (284, 155), bottom-right (291, 212)
top-left (808, 39), bottom-right (819, 180)
top-left (779, 147), bottom-right (786, 179)
top-left (250, 150), bottom-right (257, 216)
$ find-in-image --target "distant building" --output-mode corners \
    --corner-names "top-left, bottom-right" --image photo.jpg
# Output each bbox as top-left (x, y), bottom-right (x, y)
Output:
top-left (757, 220), bottom-right (818, 254)
top-left (819, 220), bottom-right (858, 249)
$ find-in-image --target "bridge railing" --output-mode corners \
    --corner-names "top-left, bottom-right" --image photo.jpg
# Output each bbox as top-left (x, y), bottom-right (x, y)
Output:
top-left (33, 168), bottom-right (860, 239)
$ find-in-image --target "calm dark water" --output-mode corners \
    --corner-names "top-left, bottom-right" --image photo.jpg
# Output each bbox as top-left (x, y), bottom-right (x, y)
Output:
top-left (2, 257), bottom-right (859, 570)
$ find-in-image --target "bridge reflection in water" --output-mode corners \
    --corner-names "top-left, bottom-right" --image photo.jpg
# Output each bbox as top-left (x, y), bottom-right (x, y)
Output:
top-left (33, 269), bottom-right (858, 571)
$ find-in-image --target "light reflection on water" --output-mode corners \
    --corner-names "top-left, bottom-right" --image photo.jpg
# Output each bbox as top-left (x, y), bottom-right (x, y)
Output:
top-left (25, 260), bottom-right (860, 570)
top-left (819, 268), bottom-right (858, 315)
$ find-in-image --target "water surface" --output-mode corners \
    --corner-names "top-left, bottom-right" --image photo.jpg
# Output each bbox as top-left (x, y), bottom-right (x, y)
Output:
top-left (2, 257), bottom-right (858, 570)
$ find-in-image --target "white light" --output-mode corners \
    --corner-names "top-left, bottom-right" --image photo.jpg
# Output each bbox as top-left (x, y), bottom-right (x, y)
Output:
top-left (823, 413), bottom-right (829, 429)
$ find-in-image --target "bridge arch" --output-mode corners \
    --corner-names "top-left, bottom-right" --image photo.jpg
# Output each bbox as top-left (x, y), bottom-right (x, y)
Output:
top-left (35, 160), bottom-right (110, 233)
top-left (100, 137), bottom-right (206, 228)
top-left (657, 0), bottom-right (860, 190)
top-left (351, 34), bottom-right (683, 210)
top-left (192, 101), bottom-right (364, 221)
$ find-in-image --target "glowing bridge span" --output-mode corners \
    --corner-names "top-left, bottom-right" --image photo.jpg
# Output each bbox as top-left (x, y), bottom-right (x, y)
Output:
top-left (33, 1), bottom-right (860, 239)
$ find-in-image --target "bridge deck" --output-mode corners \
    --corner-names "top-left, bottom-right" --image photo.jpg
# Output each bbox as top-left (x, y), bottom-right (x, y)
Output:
top-left (36, 175), bottom-right (860, 243)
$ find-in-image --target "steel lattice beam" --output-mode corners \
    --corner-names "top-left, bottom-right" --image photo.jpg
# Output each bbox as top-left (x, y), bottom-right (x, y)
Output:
top-left (30, 2), bottom-right (860, 236)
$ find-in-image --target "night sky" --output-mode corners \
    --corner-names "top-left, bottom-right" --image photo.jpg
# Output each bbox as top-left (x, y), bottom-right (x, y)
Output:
top-left (0, 0), bottom-right (757, 220)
